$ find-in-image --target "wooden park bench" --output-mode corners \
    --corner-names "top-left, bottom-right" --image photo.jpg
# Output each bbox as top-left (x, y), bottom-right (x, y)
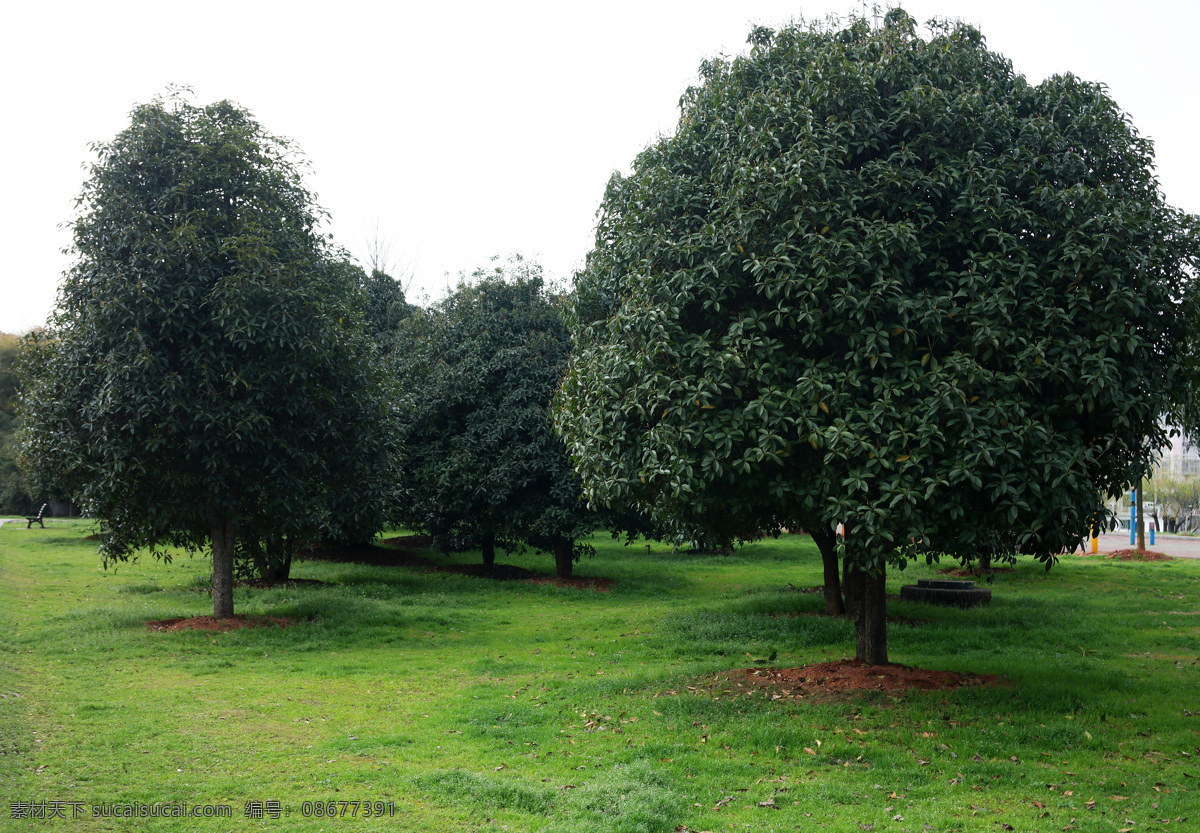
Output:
top-left (26, 504), bottom-right (47, 528)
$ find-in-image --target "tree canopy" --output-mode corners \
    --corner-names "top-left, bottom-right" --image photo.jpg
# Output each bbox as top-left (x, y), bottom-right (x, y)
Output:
top-left (553, 11), bottom-right (1200, 662)
top-left (392, 257), bottom-right (599, 577)
top-left (18, 92), bottom-right (400, 615)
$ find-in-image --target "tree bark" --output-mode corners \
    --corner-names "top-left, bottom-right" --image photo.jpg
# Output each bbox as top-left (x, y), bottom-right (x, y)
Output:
top-left (261, 537), bottom-right (293, 582)
top-left (210, 514), bottom-right (237, 619)
top-left (1136, 486), bottom-right (1146, 551)
top-left (843, 521), bottom-right (863, 622)
top-left (843, 559), bottom-right (864, 623)
top-left (810, 525), bottom-right (844, 616)
top-left (553, 539), bottom-right (574, 578)
top-left (855, 563), bottom-right (888, 665)
top-left (481, 531), bottom-right (496, 567)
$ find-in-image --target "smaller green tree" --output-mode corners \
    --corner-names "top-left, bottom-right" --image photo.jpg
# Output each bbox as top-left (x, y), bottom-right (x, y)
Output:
top-left (357, 266), bottom-right (415, 352)
top-left (392, 257), bottom-right (599, 577)
top-left (18, 92), bottom-right (401, 615)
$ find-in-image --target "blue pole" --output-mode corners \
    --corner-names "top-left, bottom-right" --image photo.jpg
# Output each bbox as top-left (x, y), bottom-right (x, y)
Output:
top-left (1130, 489), bottom-right (1136, 546)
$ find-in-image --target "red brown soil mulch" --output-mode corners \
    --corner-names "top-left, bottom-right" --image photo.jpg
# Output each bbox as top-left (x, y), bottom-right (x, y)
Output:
top-left (146, 615), bottom-right (294, 632)
top-left (716, 659), bottom-right (1007, 701)
top-left (1103, 548), bottom-right (1174, 562)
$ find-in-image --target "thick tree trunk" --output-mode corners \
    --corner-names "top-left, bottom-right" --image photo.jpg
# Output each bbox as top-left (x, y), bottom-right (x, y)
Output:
top-left (481, 531), bottom-right (496, 567)
top-left (843, 526), bottom-right (864, 623)
top-left (553, 539), bottom-right (574, 578)
top-left (978, 552), bottom-right (992, 573)
top-left (843, 561), bottom-right (864, 622)
top-left (810, 525), bottom-right (844, 616)
top-left (855, 564), bottom-right (888, 665)
top-left (210, 515), bottom-right (237, 619)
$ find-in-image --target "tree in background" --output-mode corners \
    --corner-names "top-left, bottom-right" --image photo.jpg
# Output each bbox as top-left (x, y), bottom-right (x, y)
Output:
top-left (553, 12), bottom-right (1198, 663)
top-left (18, 92), bottom-right (401, 614)
top-left (392, 256), bottom-right (599, 578)
top-left (0, 333), bottom-right (36, 515)
top-left (358, 266), bottom-right (415, 351)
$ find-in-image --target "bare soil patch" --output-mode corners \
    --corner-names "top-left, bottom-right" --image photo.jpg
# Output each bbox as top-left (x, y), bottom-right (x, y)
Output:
top-left (716, 659), bottom-right (1007, 701)
top-left (1103, 548), bottom-right (1174, 562)
top-left (146, 615), bottom-right (294, 632)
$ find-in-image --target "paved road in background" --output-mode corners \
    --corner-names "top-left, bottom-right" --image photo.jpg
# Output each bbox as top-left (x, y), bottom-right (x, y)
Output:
top-left (1080, 531), bottom-right (1200, 559)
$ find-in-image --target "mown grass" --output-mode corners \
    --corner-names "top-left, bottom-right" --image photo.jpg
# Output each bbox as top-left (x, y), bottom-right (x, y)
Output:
top-left (1, 519), bottom-right (1197, 831)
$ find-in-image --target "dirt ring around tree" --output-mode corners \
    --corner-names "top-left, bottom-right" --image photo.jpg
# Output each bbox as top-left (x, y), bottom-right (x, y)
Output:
top-left (1101, 548), bottom-right (1174, 562)
top-left (714, 659), bottom-right (1009, 701)
top-left (146, 615), bottom-right (295, 632)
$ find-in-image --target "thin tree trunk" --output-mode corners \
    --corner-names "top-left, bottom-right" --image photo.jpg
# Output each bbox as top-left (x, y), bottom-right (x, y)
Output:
top-left (855, 563), bottom-right (888, 665)
top-left (262, 537), bottom-right (292, 582)
top-left (553, 539), bottom-right (574, 578)
top-left (1136, 486), bottom-right (1146, 551)
top-left (210, 514), bottom-right (237, 619)
top-left (810, 525), bottom-right (844, 616)
top-left (481, 531), bottom-right (496, 567)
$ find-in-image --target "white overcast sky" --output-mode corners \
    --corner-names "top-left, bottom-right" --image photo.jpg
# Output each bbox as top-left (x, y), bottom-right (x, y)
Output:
top-left (2, 0), bottom-right (1197, 333)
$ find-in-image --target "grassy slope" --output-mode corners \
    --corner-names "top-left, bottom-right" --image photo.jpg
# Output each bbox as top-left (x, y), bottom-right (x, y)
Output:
top-left (1, 520), bottom-right (1197, 831)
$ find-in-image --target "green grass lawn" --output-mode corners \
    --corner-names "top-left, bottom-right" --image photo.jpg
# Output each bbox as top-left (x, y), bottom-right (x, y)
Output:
top-left (2, 520), bottom-right (1197, 831)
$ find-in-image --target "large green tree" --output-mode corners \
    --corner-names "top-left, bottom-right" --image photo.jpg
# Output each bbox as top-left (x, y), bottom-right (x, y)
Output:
top-left (392, 257), bottom-right (599, 577)
top-left (553, 12), bottom-right (1199, 663)
top-left (18, 92), bottom-right (400, 616)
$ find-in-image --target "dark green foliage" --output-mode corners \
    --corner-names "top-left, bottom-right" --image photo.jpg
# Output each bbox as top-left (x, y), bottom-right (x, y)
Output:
top-left (554, 13), bottom-right (1199, 660)
top-left (17, 91), bottom-right (400, 613)
top-left (357, 267), bottom-right (414, 352)
top-left (392, 257), bottom-right (598, 576)
top-left (0, 334), bottom-right (35, 514)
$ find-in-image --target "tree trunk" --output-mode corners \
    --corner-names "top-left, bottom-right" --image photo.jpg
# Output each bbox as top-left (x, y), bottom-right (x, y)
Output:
top-left (481, 531), bottom-right (496, 567)
top-left (210, 515), bottom-right (237, 619)
top-left (978, 552), bottom-right (992, 573)
top-left (262, 537), bottom-right (293, 582)
top-left (843, 559), bottom-right (864, 623)
top-left (843, 521), bottom-right (863, 622)
top-left (1136, 486), bottom-right (1146, 551)
top-left (553, 539), bottom-right (574, 578)
top-left (810, 525), bottom-right (844, 616)
top-left (855, 563), bottom-right (888, 665)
